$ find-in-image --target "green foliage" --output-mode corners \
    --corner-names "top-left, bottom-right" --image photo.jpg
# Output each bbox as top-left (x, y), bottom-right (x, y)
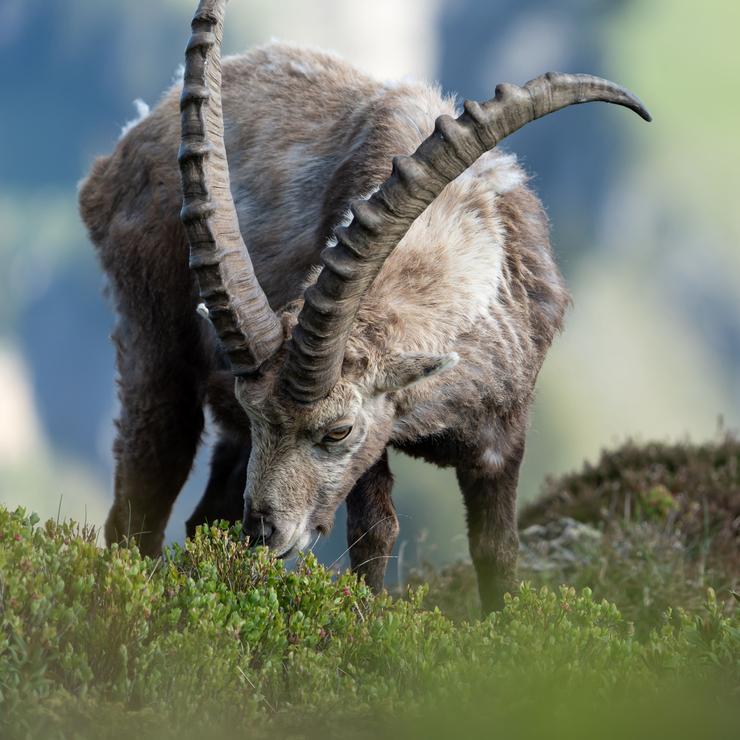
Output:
top-left (412, 523), bottom-right (733, 633)
top-left (521, 433), bottom-right (740, 566)
top-left (417, 435), bottom-right (739, 631)
top-left (0, 506), bottom-right (738, 739)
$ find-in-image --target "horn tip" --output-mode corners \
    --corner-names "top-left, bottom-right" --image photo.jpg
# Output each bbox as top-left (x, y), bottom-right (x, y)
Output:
top-left (631, 98), bottom-right (652, 123)
top-left (613, 82), bottom-right (651, 122)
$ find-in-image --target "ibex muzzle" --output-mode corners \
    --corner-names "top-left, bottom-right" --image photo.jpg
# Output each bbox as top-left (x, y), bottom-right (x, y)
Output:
top-left (80, 0), bottom-right (649, 611)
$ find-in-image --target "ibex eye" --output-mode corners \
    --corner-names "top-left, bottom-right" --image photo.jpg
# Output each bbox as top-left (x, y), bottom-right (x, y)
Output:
top-left (322, 425), bottom-right (353, 444)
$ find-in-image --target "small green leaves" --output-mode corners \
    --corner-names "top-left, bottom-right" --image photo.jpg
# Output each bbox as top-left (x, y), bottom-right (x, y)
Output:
top-left (0, 505), bottom-right (736, 737)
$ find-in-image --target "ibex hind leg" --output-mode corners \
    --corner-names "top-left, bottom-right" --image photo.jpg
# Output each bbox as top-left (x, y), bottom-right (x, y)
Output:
top-left (457, 434), bottom-right (525, 614)
top-left (106, 315), bottom-right (208, 557)
top-left (345, 450), bottom-right (399, 594)
top-left (186, 430), bottom-right (251, 539)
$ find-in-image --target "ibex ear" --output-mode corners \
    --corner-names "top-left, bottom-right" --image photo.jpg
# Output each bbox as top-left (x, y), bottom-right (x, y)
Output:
top-left (376, 352), bottom-right (459, 394)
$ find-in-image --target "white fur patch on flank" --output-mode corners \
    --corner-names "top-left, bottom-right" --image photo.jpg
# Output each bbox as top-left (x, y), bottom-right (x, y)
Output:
top-left (481, 447), bottom-right (505, 471)
top-left (119, 99), bottom-right (150, 138)
top-left (364, 170), bottom-right (509, 347)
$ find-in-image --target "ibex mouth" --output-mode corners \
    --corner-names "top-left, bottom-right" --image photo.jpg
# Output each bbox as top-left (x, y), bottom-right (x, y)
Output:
top-left (276, 525), bottom-right (316, 560)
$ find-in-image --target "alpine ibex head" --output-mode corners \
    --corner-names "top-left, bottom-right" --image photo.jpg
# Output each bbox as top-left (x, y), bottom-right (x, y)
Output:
top-left (229, 338), bottom-right (459, 556)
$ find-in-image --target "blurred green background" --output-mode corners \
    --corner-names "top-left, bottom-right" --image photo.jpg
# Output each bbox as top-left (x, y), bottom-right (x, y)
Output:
top-left (0, 0), bottom-right (738, 575)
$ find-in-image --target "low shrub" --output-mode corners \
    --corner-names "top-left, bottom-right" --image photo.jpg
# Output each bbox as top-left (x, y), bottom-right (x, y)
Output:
top-left (0, 506), bottom-right (737, 739)
top-left (520, 432), bottom-right (740, 570)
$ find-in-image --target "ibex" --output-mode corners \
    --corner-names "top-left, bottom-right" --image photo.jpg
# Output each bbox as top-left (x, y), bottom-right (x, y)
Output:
top-left (79, 0), bottom-right (649, 611)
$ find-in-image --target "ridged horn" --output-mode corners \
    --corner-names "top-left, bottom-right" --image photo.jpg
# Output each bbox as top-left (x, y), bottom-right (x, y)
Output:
top-left (179, 0), bottom-right (282, 376)
top-left (283, 72), bottom-right (651, 403)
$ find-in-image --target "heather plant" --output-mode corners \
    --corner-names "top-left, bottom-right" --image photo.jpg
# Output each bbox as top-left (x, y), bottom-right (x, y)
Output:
top-left (521, 432), bottom-right (740, 568)
top-left (0, 505), bottom-right (738, 739)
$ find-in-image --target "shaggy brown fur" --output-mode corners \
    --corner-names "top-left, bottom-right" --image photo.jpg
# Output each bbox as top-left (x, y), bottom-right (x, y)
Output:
top-left (80, 42), bottom-right (573, 612)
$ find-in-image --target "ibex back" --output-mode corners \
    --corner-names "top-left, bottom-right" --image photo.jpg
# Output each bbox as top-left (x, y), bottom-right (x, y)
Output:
top-left (79, 0), bottom-right (649, 611)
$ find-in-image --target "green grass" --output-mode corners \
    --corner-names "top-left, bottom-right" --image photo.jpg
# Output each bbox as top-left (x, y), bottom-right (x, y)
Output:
top-left (0, 500), bottom-right (738, 739)
top-left (412, 434), bottom-right (740, 630)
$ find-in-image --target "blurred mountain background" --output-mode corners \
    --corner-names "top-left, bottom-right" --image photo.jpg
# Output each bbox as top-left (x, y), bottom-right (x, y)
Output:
top-left (1, 0), bottom-right (738, 578)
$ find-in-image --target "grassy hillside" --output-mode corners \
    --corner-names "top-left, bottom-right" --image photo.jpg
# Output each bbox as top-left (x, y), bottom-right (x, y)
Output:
top-left (1, 436), bottom-right (739, 739)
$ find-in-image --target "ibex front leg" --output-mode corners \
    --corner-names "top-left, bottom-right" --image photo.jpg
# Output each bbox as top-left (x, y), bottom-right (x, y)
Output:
top-left (345, 450), bottom-right (399, 594)
top-left (106, 315), bottom-right (207, 558)
top-left (457, 437), bottom-right (524, 614)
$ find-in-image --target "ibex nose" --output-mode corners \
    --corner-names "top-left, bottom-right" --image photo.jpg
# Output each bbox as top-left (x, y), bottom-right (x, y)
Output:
top-left (242, 510), bottom-right (276, 547)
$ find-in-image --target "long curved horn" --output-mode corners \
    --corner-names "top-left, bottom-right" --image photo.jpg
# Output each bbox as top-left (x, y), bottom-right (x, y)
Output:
top-left (179, 0), bottom-right (282, 376)
top-left (283, 72), bottom-right (651, 403)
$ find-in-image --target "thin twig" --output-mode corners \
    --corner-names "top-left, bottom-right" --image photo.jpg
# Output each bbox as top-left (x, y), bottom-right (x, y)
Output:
top-left (329, 514), bottom-right (409, 569)
top-left (396, 539), bottom-right (407, 592)
top-left (237, 666), bottom-right (275, 712)
top-left (145, 557), bottom-right (162, 584)
top-left (352, 554), bottom-right (398, 571)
